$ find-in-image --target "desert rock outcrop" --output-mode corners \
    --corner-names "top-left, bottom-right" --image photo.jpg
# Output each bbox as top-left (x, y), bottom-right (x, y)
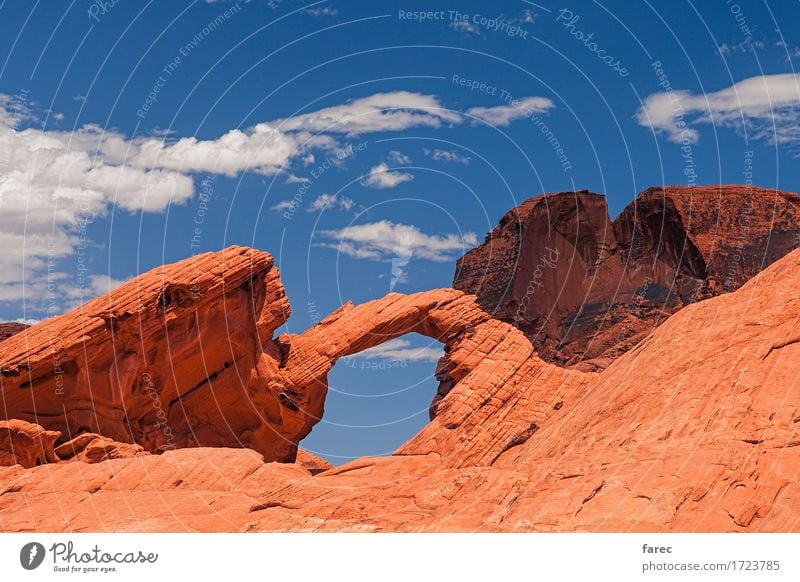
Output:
top-left (0, 246), bottom-right (585, 468)
top-left (2, 189), bottom-right (800, 532)
top-left (1, 244), bottom-right (792, 532)
top-left (453, 185), bottom-right (800, 370)
top-left (0, 322), bottom-right (28, 342)
top-left (0, 246), bottom-right (297, 461)
top-left (277, 289), bottom-right (591, 468)
top-left (0, 419), bottom-right (61, 468)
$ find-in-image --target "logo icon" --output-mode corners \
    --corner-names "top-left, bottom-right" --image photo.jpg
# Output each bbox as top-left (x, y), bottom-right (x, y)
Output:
top-left (20, 542), bottom-right (46, 570)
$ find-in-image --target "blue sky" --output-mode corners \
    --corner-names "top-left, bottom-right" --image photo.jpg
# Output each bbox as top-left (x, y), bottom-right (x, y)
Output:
top-left (1, 0), bottom-right (799, 462)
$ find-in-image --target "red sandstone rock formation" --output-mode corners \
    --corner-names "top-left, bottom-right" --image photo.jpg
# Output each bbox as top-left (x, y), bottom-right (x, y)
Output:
top-left (2, 249), bottom-right (799, 531)
top-left (295, 449), bottom-right (333, 475)
top-left (0, 419), bottom-right (145, 467)
top-left (2, 222), bottom-right (800, 532)
top-left (0, 420), bottom-right (60, 468)
top-left (0, 246), bottom-right (298, 461)
top-left (53, 433), bottom-right (147, 464)
top-left (453, 185), bottom-right (800, 370)
top-left (0, 246), bottom-right (578, 466)
top-left (0, 322), bottom-right (28, 342)
top-left (276, 289), bottom-right (590, 468)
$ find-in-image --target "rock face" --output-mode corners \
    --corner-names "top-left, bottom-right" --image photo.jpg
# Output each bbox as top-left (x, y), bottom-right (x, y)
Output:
top-left (0, 246), bottom-right (299, 461)
top-left (1, 246), bottom-right (800, 532)
top-left (0, 322), bottom-right (28, 342)
top-left (295, 449), bottom-right (334, 475)
top-left (53, 433), bottom-right (147, 464)
top-left (0, 419), bottom-right (144, 467)
top-left (453, 185), bottom-right (800, 370)
top-left (277, 289), bottom-right (590, 468)
top-left (0, 420), bottom-right (60, 468)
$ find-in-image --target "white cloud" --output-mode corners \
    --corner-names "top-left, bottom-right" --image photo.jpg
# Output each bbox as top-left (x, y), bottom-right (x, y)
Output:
top-left (423, 148), bottom-right (471, 164)
top-left (0, 269), bottom-right (129, 315)
top-left (389, 251), bottom-right (412, 290)
top-left (361, 162), bottom-right (414, 189)
top-left (0, 107), bottom-right (195, 308)
top-left (304, 6), bottom-right (337, 17)
top-left (318, 220), bottom-right (478, 262)
top-left (450, 20), bottom-right (481, 36)
top-left (87, 274), bottom-right (127, 296)
top-left (308, 194), bottom-right (337, 211)
top-left (387, 150), bottom-right (412, 165)
top-left (128, 125), bottom-right (327, 178)
top-left (0, 93), bottom-right (35, 128)
top-left (271, 199), bottom-right (298, 213)
top-left (467, 96), bottom-right (555, 126)
top-left (307, 193), bottom-right (354, 212)
top-left (274, 91), bottom-right (460, 135)
top-left (0, 87), bottom-right (551, 311)
top-left (348, 338), bottom-right (444, 363)
top-left (0, 91), bottom-right (458, 308)
top-left (636, 73), bottom-right (800, 145)
top-left (284, 173), bottom-right (309, 184)
top-left (717, 38), bottom-right (765, 56)
top-left (775, 39), bottom-right (800, 63)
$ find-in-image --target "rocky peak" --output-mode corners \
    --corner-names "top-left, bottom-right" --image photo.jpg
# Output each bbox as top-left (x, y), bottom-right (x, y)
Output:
top-left (454, 184), bottom-right (800, 370)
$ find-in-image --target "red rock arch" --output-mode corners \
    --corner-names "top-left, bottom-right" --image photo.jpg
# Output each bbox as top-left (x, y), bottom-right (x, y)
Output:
top-left (276, 289), bottom-right (592, 467)
top-left (0, 246), bottom-right (591, 467)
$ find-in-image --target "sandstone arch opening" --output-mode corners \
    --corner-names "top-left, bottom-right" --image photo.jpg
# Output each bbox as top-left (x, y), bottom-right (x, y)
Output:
top-left (298, 333), bottom-right (444, 465)
top-left (279, 285), bottom-right (589, 470)
top-left (0, 247), bottom-right (585, 472)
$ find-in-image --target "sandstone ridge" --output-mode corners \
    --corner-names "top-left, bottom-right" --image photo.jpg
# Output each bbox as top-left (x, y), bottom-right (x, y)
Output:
top-left (0, 246), bottom-right (298, 460)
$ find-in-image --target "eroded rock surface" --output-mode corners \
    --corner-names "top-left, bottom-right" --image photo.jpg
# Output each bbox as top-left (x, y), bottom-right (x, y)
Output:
top-left (0, 246), bottom-right (297, 461)
top-left (277, 289), bottom-right (591, 468)
top-left (2, 221), bottom-right (800, 532)
top-left (454, 185), bottom-right (800, 370)
top-left (0, 420), bottom-right (145, 467)
top-left (0, 246), bottom-right (579, 468)
top-left (0, 245), bottom-right (792, 532)
top-left (0, 322), bottom-right (28, 342)
top-left (53, 433), bottom-right (148, 464)
top-left (0, 420), bottom-right (60, 468)
top-left (295, 449), bottom-right (333, 475)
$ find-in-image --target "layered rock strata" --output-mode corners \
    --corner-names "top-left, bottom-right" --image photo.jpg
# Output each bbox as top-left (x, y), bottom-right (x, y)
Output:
top-left (0, 246), bottom-right (297, 461)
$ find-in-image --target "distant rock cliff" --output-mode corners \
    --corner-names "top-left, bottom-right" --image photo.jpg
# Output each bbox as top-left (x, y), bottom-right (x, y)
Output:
top-left (0, 322), bottom-right (28, 342)
top-left (453, 185), bottom-right (800, 370)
